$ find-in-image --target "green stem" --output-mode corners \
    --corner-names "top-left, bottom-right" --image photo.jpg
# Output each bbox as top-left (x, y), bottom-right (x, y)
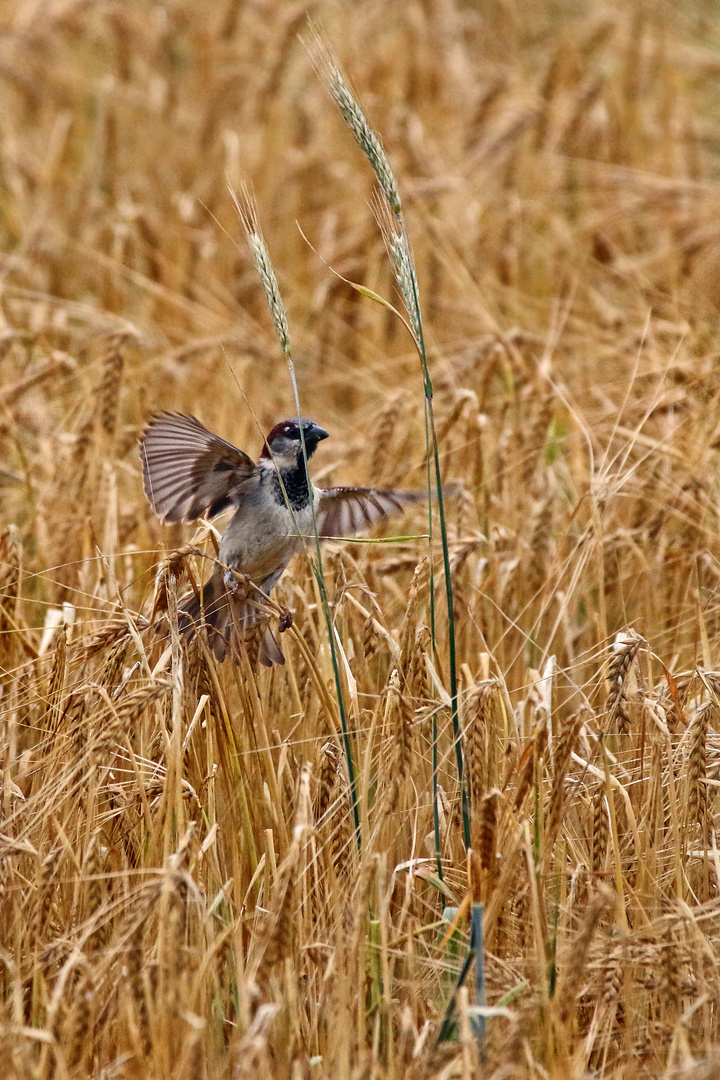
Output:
top-left (398, 219), bottom-right (469, 852)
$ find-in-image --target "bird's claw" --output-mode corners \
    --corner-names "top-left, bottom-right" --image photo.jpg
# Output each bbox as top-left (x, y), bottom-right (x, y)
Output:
top-left (224, 571), bottom-right (250, 598)
top-left (278, 608), bottom-right (293, 633)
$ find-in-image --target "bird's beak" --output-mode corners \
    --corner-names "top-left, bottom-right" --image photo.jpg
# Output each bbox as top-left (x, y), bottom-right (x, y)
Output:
top-left (310, 424), bottom-right (329, 442)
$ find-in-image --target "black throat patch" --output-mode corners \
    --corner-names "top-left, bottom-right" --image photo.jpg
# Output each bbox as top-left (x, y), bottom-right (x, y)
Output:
top-left (271, 464), bottom-right (310, 511)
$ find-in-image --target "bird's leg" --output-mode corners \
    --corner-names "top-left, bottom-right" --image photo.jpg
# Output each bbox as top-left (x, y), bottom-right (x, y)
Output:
top-left (223, 569), bottom-right (250, 598)
top-left (278, 608), bottom-right (293, 633)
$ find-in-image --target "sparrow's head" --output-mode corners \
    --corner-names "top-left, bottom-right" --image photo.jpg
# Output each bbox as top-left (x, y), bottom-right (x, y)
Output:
top-left (260, 417), bottom-right (329, 467)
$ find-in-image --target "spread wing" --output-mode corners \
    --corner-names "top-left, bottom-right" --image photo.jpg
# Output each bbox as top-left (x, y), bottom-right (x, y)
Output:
top-left (140, 412), bottom-right (256, 523)
top-left (316, 487), bottom-right (423, 538)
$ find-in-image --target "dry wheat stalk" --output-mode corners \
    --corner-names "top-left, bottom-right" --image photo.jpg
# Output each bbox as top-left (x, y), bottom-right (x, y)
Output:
top-left (606, 629), bottom-right (644, 734)
top-left (370, 390), bottom-right (410, 485)
top-left (398, 559), bottom-right (429, 676)
top-left (545, 709), bottom-right (585, 855)
top-left (465, 680), bottom-right (499, 826)
top-left (4, 6), bottom-right (720, 1076)
top-left (556, 889), bottom-right (613, 1025)
top-left (687, 703), bottom-right (711, 826)
top-left (592, 784), bottom-right (609, 876)
top-left (316, 740), bottom-right (339, 825)
top-left (383, 668), bottom-right (414, 814)
top-left (0, 525), bottom-right (22, 672)
top-left (95, 334), bottom-right (126, 440)
top-left (514, 714), bottom-right (548, 814)
top-left (44, 624), bottom-right (67, 735)
top-left (478, 787), bottom-right (500, 901)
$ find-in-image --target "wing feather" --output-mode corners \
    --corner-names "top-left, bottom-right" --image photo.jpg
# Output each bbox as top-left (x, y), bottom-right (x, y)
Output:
top-left (316, 487), bottom-right (422, 538)
top-left (140, 412), bottom-right (256, 523)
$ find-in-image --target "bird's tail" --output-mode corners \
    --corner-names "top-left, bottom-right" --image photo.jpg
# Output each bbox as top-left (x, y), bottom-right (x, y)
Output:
top-left (178, 569), bottom-right (285, 667)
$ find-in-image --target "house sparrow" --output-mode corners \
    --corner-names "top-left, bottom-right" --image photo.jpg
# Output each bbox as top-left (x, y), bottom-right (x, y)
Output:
top-left (140, 412), bottom-right (421, 666)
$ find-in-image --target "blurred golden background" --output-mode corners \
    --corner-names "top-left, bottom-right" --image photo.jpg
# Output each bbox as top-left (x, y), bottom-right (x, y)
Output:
top-left (3, 2), bottom-right (720, 1077)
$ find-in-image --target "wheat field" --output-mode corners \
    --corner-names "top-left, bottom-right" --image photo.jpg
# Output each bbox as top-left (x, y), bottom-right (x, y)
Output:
top-left (3, 2), bottom-right (720, 1077)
